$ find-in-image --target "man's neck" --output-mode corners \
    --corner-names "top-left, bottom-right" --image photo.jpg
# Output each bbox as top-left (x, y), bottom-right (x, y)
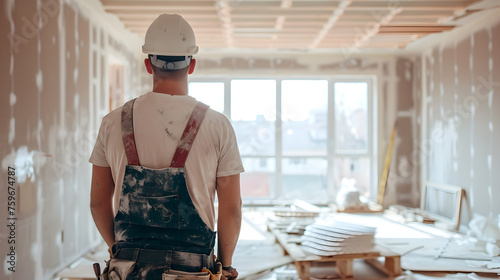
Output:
top-left (152, 78), bottom-right (188, 96)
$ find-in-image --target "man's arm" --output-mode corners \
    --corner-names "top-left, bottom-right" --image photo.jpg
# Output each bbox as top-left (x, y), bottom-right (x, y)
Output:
top-left (90, 165), bottom-right (116, 249)
top-left (216, 174), bottom-right (242, 268)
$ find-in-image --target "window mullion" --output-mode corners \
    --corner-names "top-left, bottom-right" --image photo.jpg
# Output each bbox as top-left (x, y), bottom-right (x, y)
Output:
top-left (327, 80), bottom-right (336, 202)
top-left (275, 79), bottom-right (282, 200)
top-left (224, 78), bottom-right (231, 118)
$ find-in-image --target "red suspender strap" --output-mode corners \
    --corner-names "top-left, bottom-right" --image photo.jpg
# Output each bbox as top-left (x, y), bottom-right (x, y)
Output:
top-left (170, 102), bottom-right (209, 168)
top-left (121, 98), bottom-right (140, 166)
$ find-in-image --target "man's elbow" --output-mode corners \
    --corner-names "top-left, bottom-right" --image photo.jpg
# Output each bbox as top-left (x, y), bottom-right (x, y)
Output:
top-left (90, 201), bottom-right (99, 214)
top-left (233, 198), bottom-right (243, 220)
top-left (236, 196), bottom-right (242, 208)
top-left (90, 199), bottom-right (108, 212)
top-left (231, 196), bottom-right (243, 211)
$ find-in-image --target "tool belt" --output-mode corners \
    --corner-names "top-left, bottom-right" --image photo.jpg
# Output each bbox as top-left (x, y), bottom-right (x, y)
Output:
top-left (101, 248), bottom-right (221, 280)
top-left (115, 248), bottom-right (213, 271)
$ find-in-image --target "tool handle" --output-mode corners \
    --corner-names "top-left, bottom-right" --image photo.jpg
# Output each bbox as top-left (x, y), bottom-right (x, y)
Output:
top-left (93, 263), bottom-right (101, 279)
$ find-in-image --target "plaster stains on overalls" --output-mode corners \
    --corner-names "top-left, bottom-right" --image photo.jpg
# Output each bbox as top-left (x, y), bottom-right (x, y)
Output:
top-left (113, 99), bottom-right (215, 279)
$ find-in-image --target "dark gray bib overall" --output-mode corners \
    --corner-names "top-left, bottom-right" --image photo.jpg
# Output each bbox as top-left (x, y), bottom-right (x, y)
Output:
top-left (114, 99), bottom-right (215, 255)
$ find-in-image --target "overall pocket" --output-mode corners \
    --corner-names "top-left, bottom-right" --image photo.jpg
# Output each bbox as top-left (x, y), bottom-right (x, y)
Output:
top-left (124, 194), bottom-right (179, 228)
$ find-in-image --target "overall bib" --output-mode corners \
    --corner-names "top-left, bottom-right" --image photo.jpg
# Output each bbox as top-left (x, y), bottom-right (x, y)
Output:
top-left (110, 98), bottom-right (216, 279)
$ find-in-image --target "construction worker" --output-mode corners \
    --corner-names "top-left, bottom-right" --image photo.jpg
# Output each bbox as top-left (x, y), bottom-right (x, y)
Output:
top-left (89, 14), bottom-right (243, 279)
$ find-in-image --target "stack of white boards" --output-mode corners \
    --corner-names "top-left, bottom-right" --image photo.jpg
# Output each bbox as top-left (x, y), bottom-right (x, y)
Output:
top-left (301, 221), bottom-right (377, 256)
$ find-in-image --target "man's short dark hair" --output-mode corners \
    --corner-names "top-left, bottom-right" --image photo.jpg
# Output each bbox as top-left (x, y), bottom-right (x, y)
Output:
top-left (148, 55), bottom-right (191, 79)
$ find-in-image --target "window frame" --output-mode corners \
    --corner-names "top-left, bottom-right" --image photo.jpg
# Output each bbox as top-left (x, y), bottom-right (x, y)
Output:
top-left (189, 75), bottom-right (377, 205)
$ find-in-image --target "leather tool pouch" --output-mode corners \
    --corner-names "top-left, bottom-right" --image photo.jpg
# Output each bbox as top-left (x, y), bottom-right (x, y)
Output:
top-left (162, 262), bottom-right (222, 280)
top-left (102, 259), bottom-right (136, 280)
top-left (162, 269), bottom-right (210, 280)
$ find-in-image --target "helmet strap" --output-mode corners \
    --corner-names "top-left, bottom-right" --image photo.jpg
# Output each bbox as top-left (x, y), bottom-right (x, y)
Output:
top-left (149, 55), bottom-right (192, 70)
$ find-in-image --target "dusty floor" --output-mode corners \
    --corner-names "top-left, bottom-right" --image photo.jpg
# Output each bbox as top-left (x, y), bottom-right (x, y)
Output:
top-left (54, 208), bottom-right (500, 280)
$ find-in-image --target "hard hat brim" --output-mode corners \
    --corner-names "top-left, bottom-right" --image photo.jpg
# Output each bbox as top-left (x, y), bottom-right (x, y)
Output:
top-left (142, 46), bottom-right (199, 56)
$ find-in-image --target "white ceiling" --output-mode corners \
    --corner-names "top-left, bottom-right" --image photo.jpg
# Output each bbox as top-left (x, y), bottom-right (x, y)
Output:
top-left (99, 0), bottom-right (494, 53)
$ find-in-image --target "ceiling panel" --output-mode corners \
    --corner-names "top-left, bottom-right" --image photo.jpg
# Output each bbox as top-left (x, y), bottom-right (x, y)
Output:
top-left (100, 0), bottom-right (483, 51)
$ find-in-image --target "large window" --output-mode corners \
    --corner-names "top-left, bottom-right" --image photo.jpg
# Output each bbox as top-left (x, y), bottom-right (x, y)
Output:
top-left (189, 78), bottom-right (375, 204)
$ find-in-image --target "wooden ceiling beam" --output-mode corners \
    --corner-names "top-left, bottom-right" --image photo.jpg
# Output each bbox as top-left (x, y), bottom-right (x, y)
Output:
top-left (126, 22), bottom-right (223, 27)
top-left (103, 5), bottom-right (470, 13)
top-left (377, 25), bottom-right (455, 34)
top-left (111, 11), bottom-right (219, 17)
top-left (101, 0), bottom-right (216, 9)
top-left (116, 14), bottom-right (219, 19)
top-left (115, 14), bottom-right (448, 22)
top-left (345, 10), bottom-right (453, 16)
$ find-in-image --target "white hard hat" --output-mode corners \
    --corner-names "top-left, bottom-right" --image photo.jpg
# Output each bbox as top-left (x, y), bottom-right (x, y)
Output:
top-left (142, 14), bottom-right (198, 56)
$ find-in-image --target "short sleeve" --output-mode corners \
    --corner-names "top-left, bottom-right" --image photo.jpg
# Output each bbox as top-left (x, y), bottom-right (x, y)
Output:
top-left (89, 119), bottom-right (110, 167)
top-left (216, 117), bottom-right (244, 177)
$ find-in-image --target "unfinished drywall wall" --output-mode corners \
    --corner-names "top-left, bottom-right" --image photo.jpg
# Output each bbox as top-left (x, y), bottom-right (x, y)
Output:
top-left (195, 53), bottom-right (419, 206)
top-left (0, 0), bottom-right (143, 279)
top-left (421, 15), bottom-right (500, 225)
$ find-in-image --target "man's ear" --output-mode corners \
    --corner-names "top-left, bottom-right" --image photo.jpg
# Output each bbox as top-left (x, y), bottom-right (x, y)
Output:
top-left (144, 58), bottom-right (153, 75)
top-left (188, 58), bottom-right (196, 75)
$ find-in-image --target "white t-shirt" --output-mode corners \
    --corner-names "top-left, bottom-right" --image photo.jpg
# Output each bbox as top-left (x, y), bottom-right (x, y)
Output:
top-left (89, 92), bottom-right (244, 230)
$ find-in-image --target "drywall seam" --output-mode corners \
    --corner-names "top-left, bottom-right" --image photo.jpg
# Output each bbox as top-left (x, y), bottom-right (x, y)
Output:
top-left (428, 54), bottom-right (434, 185)
top-left (439, 48), bottom-right (444, 182)
top-left (453, 41), bottom-right (458, 171)
top-left (420, 50), bottom-right (428, 205)
top-left (411, 57), bottom-right (420, 205)
top-left (58, 0), bottom-right (65, 139)
top-left (487, 27), bottom-right (493, 217)
top-left (33, 1), bottom-right (43, 279)
top-left (73, 10), bottom-right (80, 248)
top-left (469, 34), bottom-right (475, 207)
top-left (375, 62), bottom-right (385, 186)
top-left (56, 2), bottom-right (66, 277)
top-left (7, 0), bottom-right (15, 147)
top-left (36, 0), bottom-right (42, 150)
